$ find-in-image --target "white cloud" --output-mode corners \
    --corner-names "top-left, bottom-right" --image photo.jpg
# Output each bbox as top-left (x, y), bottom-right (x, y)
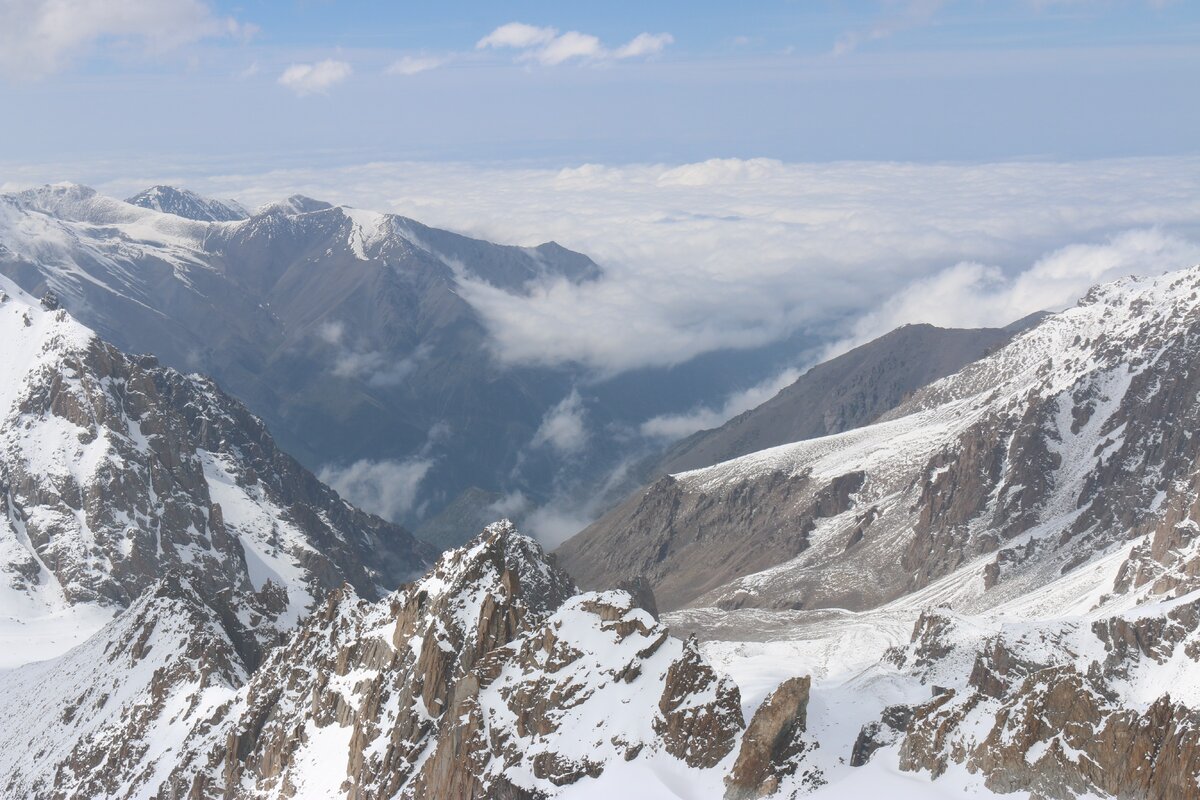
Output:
top-left (485, 491), bottom-right (530, 520)
top-left (535, 31), bottom-right (604, 65)
top-left (613, 32), bottom-right (674, 59)
top-left (319, 458), bottom-right (432, 521)
top-left (522, 504), bottom-right (593, 548)
top-left (278, 59), bottom-right (352, 96)
top-left (385, 55), bottom-right (446, 76)
top-left (830, 228), bottom-right (1200, 356)
top-left (476, 22), bottom-right (673, 66)
top-left (476, 22), bottom-right (558, 50)
top-left (315, 322), bottom-right (427, 387)
top-left (532, 389), bottom-right (588, 454)
top-left (82, 156), bottom-right (1200, 377)
top-left (0, 0), bottom-right (255, 80)
top-left (641, 366), bottom-right (803, 440)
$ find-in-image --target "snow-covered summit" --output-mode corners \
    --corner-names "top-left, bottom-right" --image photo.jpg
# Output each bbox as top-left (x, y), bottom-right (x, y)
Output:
top-left (126, 185), bottom-right (248, 222)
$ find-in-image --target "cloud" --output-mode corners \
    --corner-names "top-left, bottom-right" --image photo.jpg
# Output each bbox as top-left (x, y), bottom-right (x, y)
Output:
top-left (315, 321), bottom-right (427, 387)
top-left (532, 389), bottom-right (588, 454)
top-left (640, 366), bottom-right (803, 441)
top-left (319, 457), bottom-right (432, 521)
top-left (84, 156), bottom-right (1200, 377)
top-left (485, 491), bottom-right (531, 520)
top-left (613, 32), bottom-right (674, 59)
top-left (830, 228), bottom-right (1200, 356)
top-left (535, 31), bottom-right (604, 65)
top-left (476, 22), bottom-right (673, 65)
top-left (522, 504), bottom-right (594, 548)
top-left (385, 55), bottom-right (446, 76)
top-left (278, 59), bottom-right (352, 95)
top-left (476, 22), bottom-right (558, 49)
top-left (0, 0), bottom-right (255, 80)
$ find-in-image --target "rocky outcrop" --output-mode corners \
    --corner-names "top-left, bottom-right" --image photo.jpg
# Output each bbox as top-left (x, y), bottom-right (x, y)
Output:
top-left (850, 704), bottom-right (913, 767)
top-left (0, 277), bottom-right (432, 660)
top-left (724, 676), bottom-right (816, 799)
top-left (0, 574), bottom-right (248, 799)
top-left (892, 595), bottom-right (1200, 798)
top-left (135, 522), bottom-right (746, 799)
top-left (656, 636), bottom-right (745, 769)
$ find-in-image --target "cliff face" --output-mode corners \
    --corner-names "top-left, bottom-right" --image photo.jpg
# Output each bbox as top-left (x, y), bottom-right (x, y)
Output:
top-left (882, 595), bottom-right (1200, 799)
top-left (0, 276), bottom-right (431, 665)
top-left (3, 522), bottom-right (743, 799)
top-left (562, 268), bottom-right (1200, 616)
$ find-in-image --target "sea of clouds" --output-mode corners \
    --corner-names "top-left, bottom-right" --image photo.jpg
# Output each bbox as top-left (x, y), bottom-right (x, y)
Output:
top-left (42, 155), bottom-right (1194, 373)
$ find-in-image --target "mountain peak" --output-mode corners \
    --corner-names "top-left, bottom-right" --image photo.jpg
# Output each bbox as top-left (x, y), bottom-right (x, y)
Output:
top-left (126, 185), bottom-right (248, 222)
top-left (256, 194), bottom-right (333, 216)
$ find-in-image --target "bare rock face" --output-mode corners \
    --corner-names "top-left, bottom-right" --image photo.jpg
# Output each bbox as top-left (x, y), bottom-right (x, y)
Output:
top-left (892, 595), bottom-right (1200, 799)
top-left (0, 278), bottom-right (433, 663)
top-left (139, 522), bottom-right (745, 799)
top-left (724, 675), bottom-right (817, 799)
top-left (562, 268), bottom-right (1200, 616)
top-left (0, 574), bottom-right (248, 799)
top-left (850, 705), bottom-right (913, 768)
top-left (656, 635), bottom-right (745, 769)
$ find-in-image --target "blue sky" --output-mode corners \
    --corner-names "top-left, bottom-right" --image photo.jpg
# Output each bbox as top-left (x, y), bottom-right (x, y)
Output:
top-left (1, 1), bottom-right (1198, 169)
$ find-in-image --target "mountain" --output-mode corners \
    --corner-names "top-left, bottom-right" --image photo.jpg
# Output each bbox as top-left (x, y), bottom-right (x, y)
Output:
top-left (0, 184), bottom-right (809, 533)
top-left (8, 265), bottom-right (1200, 798)
top-left (0, 576), bottom-right (248, 798)
top-left (126, 185), bottom-right (248, 222)
top-left (560, 266), bottom-right (1200, 614)
top-left (0, 523), bottom-right (750, 799)
top-left (0, 275), bottom-right (431, 665)
top-left (652, 317), bottom-right (1045, 477)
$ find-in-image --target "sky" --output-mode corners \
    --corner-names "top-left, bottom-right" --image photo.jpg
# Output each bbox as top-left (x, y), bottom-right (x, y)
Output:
top-left (2, 0), bottom-right (1200, 437)
top-left (0, 1), bottom-right (1197, 165)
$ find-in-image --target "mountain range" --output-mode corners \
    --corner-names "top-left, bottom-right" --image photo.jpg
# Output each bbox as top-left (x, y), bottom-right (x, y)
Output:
top-left (0, 183), bottom-right (808, 538)
top-left (3, 180), bottom-right (1200, 797)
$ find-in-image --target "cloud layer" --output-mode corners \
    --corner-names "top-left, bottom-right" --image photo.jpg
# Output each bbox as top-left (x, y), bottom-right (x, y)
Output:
top-left (80, 156), bottom-right (1200, 380)
top-left (318, 457), bottom-right (431, 521)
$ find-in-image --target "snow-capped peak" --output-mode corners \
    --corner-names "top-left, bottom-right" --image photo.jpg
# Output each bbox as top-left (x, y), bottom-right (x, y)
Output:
top-left (126, 185), bottom-right (248, 222)
top-left (255, 193), bottom-right (334, 216)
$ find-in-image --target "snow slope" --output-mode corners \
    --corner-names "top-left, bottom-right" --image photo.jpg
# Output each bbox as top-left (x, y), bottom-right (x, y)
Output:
top-left (0, 274), bottom-right (430, 667)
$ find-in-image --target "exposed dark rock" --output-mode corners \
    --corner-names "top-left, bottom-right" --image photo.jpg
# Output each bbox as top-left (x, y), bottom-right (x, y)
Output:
top-left (725, 675), bottom-right (817, 799)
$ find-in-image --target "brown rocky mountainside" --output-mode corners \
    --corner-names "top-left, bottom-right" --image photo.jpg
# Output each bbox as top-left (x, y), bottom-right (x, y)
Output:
top-left (654, 316), bottom-right (1043, 477)
top-left (0, 523), bottom-right (754, 799)
top-left (559, 268), bottom-right (1200, 614)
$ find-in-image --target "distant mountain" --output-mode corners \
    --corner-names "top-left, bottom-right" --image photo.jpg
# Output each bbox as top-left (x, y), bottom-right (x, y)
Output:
top-left (560, 266), bottom-right (1200, 614)
top-left (653, 317), bottom-right (1046, 477)
top-left (0, 184), bottom-right (807, 531)
top-left (0, 275), bottom-right (431, 664)
top-left (126, 184), bottom-right (248, 221)
top-left (413, 485), bottom-right (510, 550)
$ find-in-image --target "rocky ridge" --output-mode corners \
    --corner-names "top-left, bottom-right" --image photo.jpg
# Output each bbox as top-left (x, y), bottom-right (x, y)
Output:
top-left (564, 266), bottom-right (1200, 615)
top-left (0, 522), bottom-right (749, 799)
top-left (0, 275), bottom-right (431, 663)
